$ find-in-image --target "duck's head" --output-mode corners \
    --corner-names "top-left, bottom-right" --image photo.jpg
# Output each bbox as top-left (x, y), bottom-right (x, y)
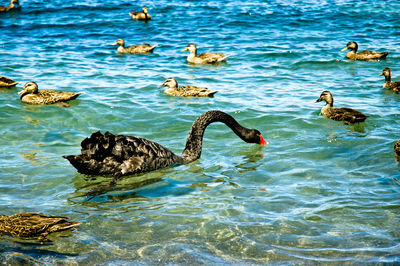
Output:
top-left (112, 39), bottom-right (125, 46)
top-left (341, 41), bottom-right (358, 52)
top-left (10, 0), bottom-right (19, 6)
top-left (380, 67), bottom-right (391, 78)
top-left (315, 90), bottom-right (334, 105)
top-left (142, 6), bottom-right (148, 13)
top-left (158, 78), bottom-right (178, 89)
top-left (18, 82), bottom-right (39, 97)
top-left (182, 43), bottom-right (197, 53)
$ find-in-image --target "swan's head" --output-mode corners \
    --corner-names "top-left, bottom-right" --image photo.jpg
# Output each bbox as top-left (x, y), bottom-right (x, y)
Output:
top-left (142, 6), bottom-right (148, 13)
top-left (314, 90), bottom-right (333, 105)
top-left (112, 39), bottom-right (124, 46)
top-left (341, 41), bottom-right (358, 52)
top-left (245, 129), bottom-right (268, 146)
top-left (182, 43), bottom-right (197, 53)
top-left (380, 67), bottom-right (391, 78)
top-left (159, 78), bottom-right (178, 89)
top-left (18, 81), bottom-right (39, 97)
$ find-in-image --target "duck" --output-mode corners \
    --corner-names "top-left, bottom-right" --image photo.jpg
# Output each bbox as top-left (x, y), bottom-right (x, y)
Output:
top-left (395, 139), bottom-right (400, 159)
top-left (0, 0), bottom-right (19, 12)
top-left (314, 91), bottom-right (368, 124)
top-left (0, 212), bottom-right (80, 241)
top-left (159, 78), bottom-right (218, 97)
top-left (340, 41), bottom-right (389, 61)
top-left (0, 75), bottom-right (18, 87)
top-left (380, 67), bottom-right (400, 93)
top-left (182, 43), bottom-right (229, 64)
top-left (18, 81), bottom-right (83, 105)
top-left (112, 39), bottom-right (157, 54)
top-left (63, 110), bottom-right (267, 187)
top-left (129, 6), bottom-right (151, 20)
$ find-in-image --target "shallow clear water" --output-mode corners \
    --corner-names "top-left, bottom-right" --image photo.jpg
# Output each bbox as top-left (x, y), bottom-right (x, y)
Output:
top-left (1, 0), bottom-right (400, 264)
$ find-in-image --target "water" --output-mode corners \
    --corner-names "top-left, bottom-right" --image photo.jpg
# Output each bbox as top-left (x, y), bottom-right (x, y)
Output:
top-left (0, 0), bottom-right (399, 264)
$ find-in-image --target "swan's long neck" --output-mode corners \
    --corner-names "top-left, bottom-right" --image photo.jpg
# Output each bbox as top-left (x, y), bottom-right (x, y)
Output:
top-left (181, 110), bottom-right (251, 163)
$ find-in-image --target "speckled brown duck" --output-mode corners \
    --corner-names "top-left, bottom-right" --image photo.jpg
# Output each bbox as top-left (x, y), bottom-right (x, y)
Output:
top-left (112, 39), bottom-right (157, 54)
top-left (129, 6), bottom-right (151, 20)
top-left (18, 81), bottom-right (83, 105)
top-left (340, 41), bottom-right (389, 61)
top-left (380, 68), bottom-right (400, 94)
top-left (0, 0), bottom-right (19, 12)
top-left (395, 139), bottom-right (400, 159)
top-left (315, 91), bottom-right (368, 124)
top-left (182, 43), bottom-right (229, 64)
top-left (159, 78), bottom-right (218, 97)
top-left (0, 75), bottom-right (18, 87)
top-left (63, 110), bottom-right (267, 188)
top-left (0, 212), bottom-right (80, 241)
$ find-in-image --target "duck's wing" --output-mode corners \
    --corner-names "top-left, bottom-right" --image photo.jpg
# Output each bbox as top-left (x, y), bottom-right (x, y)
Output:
top-left (388, 82), bottom-right (400, 93)
top-left (179, 85), bottom-right (218, 97)
top-left (357, 50), bottom-right (389, 60)
top-left (35, 90), bottom-right (82, 104)
top-left (330, 107), bottom-right (368, 123)
top-left (63, 131), bottom-right (183, 177)
top-left (197, 52), bottom-right (229, 63)
top-left (0, 213), bottom-right (80, 238)
top-left (126, 44), bottom-right (157, 53)
top-left (395, 139), bottom-right (400, 157)
top-left (0, 76), bottom-right (18, 87)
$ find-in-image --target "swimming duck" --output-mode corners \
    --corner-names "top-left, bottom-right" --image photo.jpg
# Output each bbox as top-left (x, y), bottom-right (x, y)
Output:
top-left (159, 78), bottom-right (218, 97)
top-left (395, 139), bottom-right (400, 159)
top-left (340, 41), bottom-right (389, 61)
top-left (63, 110), bottom-right (267, 188)
top-left (0, 0), bottom-right (19, 12)
top-left (380, 67), bottom-right (400, 94)
top-left (18, 81), bottom-right (83, 105)
top-left (129, 6), bottom-right (151, 20)
top-left (314, 91), bottom-right (368, 124)
top-left (112, 39), bottom-right (157, 54)
top-left (0, 212), bottom-right (80, 241)
top-left (182, 43), bottom-right (229, 64)
top-left (0, 75), bottom-right (18, 87)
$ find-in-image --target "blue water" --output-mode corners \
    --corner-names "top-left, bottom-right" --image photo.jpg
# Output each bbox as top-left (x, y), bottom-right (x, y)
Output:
top-left (1, 0), bottom-right (400, 264)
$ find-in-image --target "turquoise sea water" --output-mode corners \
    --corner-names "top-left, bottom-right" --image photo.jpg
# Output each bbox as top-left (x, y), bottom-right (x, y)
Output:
top-left (1, 0), bottom-right (400, 264)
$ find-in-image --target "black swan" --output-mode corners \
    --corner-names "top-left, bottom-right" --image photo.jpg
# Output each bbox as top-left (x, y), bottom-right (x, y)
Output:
top-left (63, 110), bottom-right (267, 185)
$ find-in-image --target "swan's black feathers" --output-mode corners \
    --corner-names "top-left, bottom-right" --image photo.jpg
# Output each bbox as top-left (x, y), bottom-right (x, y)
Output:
top-left (64, 131), bottom-right (183, 177)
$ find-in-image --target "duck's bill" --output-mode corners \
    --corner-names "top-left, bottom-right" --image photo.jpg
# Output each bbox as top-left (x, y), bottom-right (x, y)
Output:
top-left (17, 89), bottom-right (26, 95)
top-left (379, 72), bottom-right (384, 76)
top-left (111, 42), bottom-right (118, 45)
top-left (314, 99), bottom-right (321, 103)
top-left (157, 84), bottom-right (165, 88)
top-left (181, 47), bottom-right (188, 51)
top-left (340, 47), bottom-right (348, 52)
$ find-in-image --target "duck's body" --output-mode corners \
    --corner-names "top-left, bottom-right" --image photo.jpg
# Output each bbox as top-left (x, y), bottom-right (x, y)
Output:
top-left (380, 68), bottom-right (400, 93)
top-left (63, 110), bottom-right (267, 185)
top-left (0, 0), bottom-right (19, 12)
top-left (315, 91), bottom-right (368, 124)
top-left (112, 39), bottom-right (157, 54)
top-left (395, 139), bottom-right (400, 158)
top-left (0, 76), bottom-right (18, 87)
top-left (182, 43), bottom-right (229, 64)
top-left (129, 6), bottom-right (151, 20)
top-left (159, 78), bottom-right (218, 97)
top-left (341, 41), bottom-right (389, 61)
top-left (18, 81), bottom-right (83, 105)
top-left (0, 212), bottom-right (80, 240)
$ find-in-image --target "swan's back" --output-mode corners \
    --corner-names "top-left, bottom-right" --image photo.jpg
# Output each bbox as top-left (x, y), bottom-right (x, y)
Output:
top-left (63, 131), bottom-right (183, 177)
